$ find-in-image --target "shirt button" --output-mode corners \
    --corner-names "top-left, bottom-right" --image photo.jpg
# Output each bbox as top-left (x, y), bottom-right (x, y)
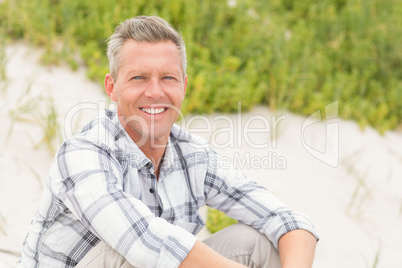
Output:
top-left (149, 188), bottom-right (155, 194)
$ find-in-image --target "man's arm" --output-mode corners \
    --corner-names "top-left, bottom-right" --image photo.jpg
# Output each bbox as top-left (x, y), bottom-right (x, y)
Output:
top-left (278, 229), bottom-right (317, 268)
top-left (55, 138), bottom-right (198, 267)
top-left (180, 230), bottom-right (317, 268)
top-left (202, 147), bottom-right (319, 266)
top-left (179, 240), bottom-right (246, 268)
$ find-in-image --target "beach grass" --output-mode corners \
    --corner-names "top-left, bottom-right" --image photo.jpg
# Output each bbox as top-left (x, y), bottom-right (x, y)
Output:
top-left (0, 0), bottom-right (400, 133)
top-left (7, 82), bottom-right (42, 140)
top-left (7, 82), bottom-right (60, 155)
top-left (34, 96), bottom-right (61, 154)
top-left (346, 172), bottom-right (372, 217)
top-left (371, 248), bottom-right (380, 268)
top-left (206, 208), bottom-right (237, 234)
top-left (0, 29), bottom-right (7, 93)
top-left (0, 213), bottom-right (6, 236)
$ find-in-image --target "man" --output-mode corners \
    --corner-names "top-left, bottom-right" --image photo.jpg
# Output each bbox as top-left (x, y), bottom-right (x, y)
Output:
top-left (19, 16), bottom-right (318, 267)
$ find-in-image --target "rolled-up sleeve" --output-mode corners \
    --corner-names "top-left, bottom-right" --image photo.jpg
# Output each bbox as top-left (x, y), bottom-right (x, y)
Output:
top-left (52, 138), bottom-right (197, 267)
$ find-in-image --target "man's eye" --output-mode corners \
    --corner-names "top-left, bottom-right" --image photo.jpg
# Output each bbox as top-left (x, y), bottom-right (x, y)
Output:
top-left (164, 76), bottom-right (174, 80)
top-left (132, 76), bottom-right (142, 80)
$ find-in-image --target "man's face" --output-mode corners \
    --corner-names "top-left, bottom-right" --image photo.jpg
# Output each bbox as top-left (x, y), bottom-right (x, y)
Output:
top-left (105, 40), bottom-right (187, 146)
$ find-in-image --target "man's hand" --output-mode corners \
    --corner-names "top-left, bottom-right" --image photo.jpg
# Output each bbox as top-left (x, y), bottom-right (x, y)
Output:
top-left (278, 229), bottom-right (317, 268)
top-left (179, 240), bottom-right (247, 268)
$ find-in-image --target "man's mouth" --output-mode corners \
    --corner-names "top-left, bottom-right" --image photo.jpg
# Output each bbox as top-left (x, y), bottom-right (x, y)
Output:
top-left (140, 107), bottom-right (167, 115)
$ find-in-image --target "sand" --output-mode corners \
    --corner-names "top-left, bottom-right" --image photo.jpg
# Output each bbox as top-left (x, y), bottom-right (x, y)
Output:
top-left (0, 43), bottom-right (401, 267)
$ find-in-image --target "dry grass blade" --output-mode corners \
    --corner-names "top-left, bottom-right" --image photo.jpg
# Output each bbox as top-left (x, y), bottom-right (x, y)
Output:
top-left (371, 249), bottom-right (380, 268)
top-left (6, 83), bottom-right (60, 154)
top-left (0, 31), bottom-right (7, 93)
top-left (346, 169), bottom-right (372, 217)
top-left (0, 212), bottom-right (6, 236)
top-left (7, 82), bottom-right (42, 138)
top-left (0, 247), bottom-right (21, 257)
top-left (34, 96), bottom-right (60, 154)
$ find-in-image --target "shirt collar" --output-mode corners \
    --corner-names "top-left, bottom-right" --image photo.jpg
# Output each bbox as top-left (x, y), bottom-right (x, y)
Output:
top-left (111, 111), bottom-right (194, 173)
top-left (113, 112), bottom-right (150, 170)
top-left (160, 136), bottom-right (175, 176)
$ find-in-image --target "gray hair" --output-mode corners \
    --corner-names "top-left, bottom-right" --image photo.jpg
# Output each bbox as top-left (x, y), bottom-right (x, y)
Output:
top-left (106, 16), bottom-right (187, 81)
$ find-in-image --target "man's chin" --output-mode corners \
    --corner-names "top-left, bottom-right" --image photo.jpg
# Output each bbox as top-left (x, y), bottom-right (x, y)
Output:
top-left (134, 131), bottom-right (171, 148)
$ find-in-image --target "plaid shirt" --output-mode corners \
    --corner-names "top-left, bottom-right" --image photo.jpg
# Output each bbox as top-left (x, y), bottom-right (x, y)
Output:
top-left (19, 109), bottom-right (317, 268)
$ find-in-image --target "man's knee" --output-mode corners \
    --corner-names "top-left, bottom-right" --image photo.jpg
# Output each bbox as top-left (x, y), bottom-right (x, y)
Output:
top-left (203, 223), bottom-right (280, 268)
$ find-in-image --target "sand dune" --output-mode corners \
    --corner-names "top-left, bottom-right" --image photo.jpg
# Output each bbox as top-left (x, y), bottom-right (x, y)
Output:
top-left (1, 43), bottom-right (401, 267)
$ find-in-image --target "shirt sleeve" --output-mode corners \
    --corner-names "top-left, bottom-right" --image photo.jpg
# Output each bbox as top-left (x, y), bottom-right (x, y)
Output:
top-left (50, 137), bottom-right (197, 268)
top-left (203, 147), bottom-right (319, 249)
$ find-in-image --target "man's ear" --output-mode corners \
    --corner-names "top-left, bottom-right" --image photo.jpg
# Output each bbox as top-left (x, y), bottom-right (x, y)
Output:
top-left (105, 73), bottom-right (117, 101)
top-left (183, 75), bottom-right (187, 100)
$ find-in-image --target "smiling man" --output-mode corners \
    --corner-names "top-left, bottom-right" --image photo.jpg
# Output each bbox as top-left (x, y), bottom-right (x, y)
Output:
top-left (104, 38), bottom-right (187, 178)
top-left (19, 16), bottom-right (318, 268)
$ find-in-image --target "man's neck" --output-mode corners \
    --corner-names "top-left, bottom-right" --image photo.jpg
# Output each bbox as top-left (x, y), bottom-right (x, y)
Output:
top-left (138, 140), bottom-right (167, 179)
top-left (117, 115), bottom-right (169, 179)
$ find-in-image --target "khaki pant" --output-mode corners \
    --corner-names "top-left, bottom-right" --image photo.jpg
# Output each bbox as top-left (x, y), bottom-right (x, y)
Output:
top-left (76, 224), bottom-right (281, 268)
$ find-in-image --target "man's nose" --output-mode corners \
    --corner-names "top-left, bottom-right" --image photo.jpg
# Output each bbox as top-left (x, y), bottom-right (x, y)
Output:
top-left (144, 79), bottom-right (165, 99)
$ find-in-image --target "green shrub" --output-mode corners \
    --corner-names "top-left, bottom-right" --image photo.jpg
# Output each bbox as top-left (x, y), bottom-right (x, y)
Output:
top-left (0, 0), bottom-right (401, 132)
top-left (206, 208), bottom-right (237, 234)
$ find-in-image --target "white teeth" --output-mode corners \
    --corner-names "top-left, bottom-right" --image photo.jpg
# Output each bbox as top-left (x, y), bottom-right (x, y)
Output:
top-left (140, 107), bottom-right (166, 114)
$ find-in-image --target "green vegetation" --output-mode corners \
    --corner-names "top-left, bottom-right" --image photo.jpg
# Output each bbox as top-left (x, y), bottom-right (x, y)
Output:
top-left (33, 96), bottom-right (61, 154)
top-left (0, 0), bottom-right (401, 133)
top-left (7, 83), bottom-right (61, 155)
top-left (0, 0), bottom-right (400, 238)
top-left (7, 82), bottom-right (42, 139)
top-left (0, 26), bottom-right (7, 93)
top-left (206, 208), bottom-right (237, 234)
top-left (371, 248), bottom-right (380, 268)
